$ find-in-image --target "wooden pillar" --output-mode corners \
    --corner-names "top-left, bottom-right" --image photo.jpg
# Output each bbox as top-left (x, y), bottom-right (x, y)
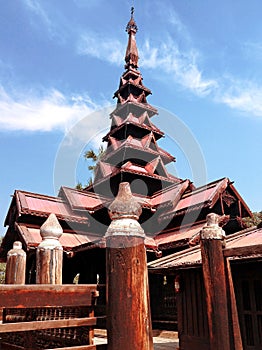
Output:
top-left (225, 258), bottom-right (243, 350)
top-left (5, 241), bottom-right (26, 284)
top-left (36, 213), bottom-right (63, 284)
top-left (106, 182), bottom-right (153, 350)
top-left (200, 213), bottom-right (231, 350)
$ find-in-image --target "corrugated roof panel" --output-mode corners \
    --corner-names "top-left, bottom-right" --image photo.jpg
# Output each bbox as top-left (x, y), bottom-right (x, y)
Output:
top-left (59, 232), bottom-right (90, 248)
top-left (226, 228), bottom-right (262, 249)
top-left (16, 224), bottom-right (99, 251)
top-left (155, 223), bottom-right (205, 246)
top-left (148, 245), bottom-right (201, 270)
top-left (150, 181), bottom-right (189, 207)
top-left (175, 187), bottom-right (215, 211)
top-left (149, 227), bottom-right (262, 271)
top-left (16, 191), bottom-right (88, 223)
top-left (26, 196), bottom-right (67, 215)
top-left (17, 224), bottom-right (41, 245)
top-left (62, 187), bottom-right (106, 210)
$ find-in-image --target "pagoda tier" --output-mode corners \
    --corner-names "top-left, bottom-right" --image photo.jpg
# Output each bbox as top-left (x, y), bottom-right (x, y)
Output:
top-left (103, 111), bottom-right (164, 141)
top-left (92, 161), bottom-right (181, 197)
top-left (102, 134), bottom-right (175, 166)
top-left (88, 11), bottom-right (179, 197)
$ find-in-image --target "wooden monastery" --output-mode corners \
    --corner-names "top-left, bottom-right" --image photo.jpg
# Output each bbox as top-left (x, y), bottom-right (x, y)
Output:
top-left (0, 11), bottom-right (252, 328)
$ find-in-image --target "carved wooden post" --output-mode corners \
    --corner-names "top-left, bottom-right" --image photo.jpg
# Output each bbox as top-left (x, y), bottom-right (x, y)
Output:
top-left (5, 241), bottom-right (26, 284)
top-left (200, 213), bottom-right (231, 350)
top-left (36, 213), bottom-right (63, 284)
top-left (106, 182), bottom-right (153, 350)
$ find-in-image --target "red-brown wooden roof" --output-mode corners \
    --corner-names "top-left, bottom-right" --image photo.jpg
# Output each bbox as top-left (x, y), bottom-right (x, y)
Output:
top-left (148, 226), bottom-right (262, 272)
top-left (155, 222), bottom-right (206, 247)
top-left (159, 177), bottom-right (249, 221)
top-left (12, 190), bottom-right (89, 224)
top-left (16, 223), bottom-right (101, 251)
top-left (60, 187), bottom-right (109, 211)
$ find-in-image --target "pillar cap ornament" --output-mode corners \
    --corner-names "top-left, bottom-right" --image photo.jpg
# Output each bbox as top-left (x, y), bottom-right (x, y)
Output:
top-left (106, 182), bottom-right (145, 240)
top-left (7, 241), bottom-right (26, 257)
top-left (39, 213), bottom-right (63, 249)
top-left (200, 213), bottom-right (226, 241)
top-left (108, 182), bottom-right (142, 221)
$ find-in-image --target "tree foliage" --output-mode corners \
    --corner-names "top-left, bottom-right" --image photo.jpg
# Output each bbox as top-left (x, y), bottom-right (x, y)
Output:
top-left (76, 145), bottom-right (105, 189)
top-left (243, 211), bottom-right (262, 228)
top-left (84, 145), bottom-right (105, 173)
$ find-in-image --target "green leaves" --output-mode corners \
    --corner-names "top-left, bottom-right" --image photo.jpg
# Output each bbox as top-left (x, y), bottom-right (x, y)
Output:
top-left (76, 145), bottom-right (105, 189)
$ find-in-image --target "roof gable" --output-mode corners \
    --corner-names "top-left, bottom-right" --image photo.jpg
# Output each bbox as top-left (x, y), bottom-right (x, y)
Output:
top-left (12, 190), bottom-right (88, 224)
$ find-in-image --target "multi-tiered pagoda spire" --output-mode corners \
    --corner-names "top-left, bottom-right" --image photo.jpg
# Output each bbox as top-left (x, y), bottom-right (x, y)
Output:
top-left (91, 9), bottom-right (180, 197)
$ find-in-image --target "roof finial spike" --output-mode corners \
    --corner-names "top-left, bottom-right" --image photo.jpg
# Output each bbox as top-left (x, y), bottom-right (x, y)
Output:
top-left (125, 7), bottom-right (139, 69)
top-left (131, 6), bottom-right (134, 18)
top-left (126, 7), bottom-right (138, 34)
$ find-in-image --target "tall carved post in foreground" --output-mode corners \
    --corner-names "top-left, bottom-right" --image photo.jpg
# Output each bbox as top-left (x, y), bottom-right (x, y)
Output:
top-left (5, 241), bottom-right (26, 284)
top-left (36, 213), bottom-right (63, 284)
top-left (106, 182), bottom-right (153, 350)
top-left (200, 213), bottom-right (231, 350)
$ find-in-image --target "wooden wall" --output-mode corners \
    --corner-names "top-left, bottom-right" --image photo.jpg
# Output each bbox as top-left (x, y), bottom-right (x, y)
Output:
top-left (176, 268), bottom-right (210, 350)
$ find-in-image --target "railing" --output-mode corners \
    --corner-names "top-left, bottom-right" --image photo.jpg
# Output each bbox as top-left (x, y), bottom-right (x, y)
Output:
top-left (0, 284), bottom-right (107, 350)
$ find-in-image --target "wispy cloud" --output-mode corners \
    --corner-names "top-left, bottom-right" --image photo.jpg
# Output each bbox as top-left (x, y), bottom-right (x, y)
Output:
top-left (242, 41), bottom-right (262, 60)
top-left (219, 79), bottom-right (262, 117)
top-left (140, 38), bottom-right (217, 96)
top-left (78, 31), bottom-right (216, 96)
top-left (78, 31), bottom-right (125, 65)
top-left (22, 0), bottom-right (70, 43)
top-left (22, 0), bottom-right (54, 34)
top-left (73, 0), bottom-right (103, 8)
top-left (0, 86), bottom-right (102, 132)
top-left (77, 22), bottom-right (262, 118)
top-left (20, 2), bottom-right (262, 119)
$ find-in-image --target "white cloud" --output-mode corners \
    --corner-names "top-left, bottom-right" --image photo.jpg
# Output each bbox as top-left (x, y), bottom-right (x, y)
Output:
top-left (0, 86), bottom-right (102, 132)
top-left (78, 32), bottom-right (125, 65)
top-left (22, 0), bottom-right (53, 32)
top-left (77, 29), bottom-right (262, 118)
top-left (140, 39), bottom-right (217, 96)
top-left (78, 31), bottom-right (216, 97)
top-left (22, 0), bottom-right (69, 43)
top-left (219, 80), bottom-right (262, 117)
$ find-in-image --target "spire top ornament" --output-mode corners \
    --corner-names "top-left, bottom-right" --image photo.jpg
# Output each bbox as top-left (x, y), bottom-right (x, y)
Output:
top-left (126, 6), bottom-right (138, 34)
top-left (125, 7), bottom-right (139, 69)
top-left (131, 6), bottom-right (134, 18)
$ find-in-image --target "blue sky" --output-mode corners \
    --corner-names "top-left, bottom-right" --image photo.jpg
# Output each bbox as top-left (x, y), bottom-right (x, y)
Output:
top-left (0, 0), bottom-right (262, 236)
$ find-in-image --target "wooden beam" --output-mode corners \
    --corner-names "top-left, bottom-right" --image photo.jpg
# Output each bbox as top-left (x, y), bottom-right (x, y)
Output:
top-left (0, 317), bottom-right (105, 333)
top-left (220, 194), bottom-right (225, 215)
top-left (0, 317), bottom-right (94, 333)
top-left (1, 345), bottom-right (107, 350)
top-left (238, 200), bottom-right (242, 217)
top-left (0, 284), bottom-right (97, 308)
top-left (46, 345), bottom-right (107, 350)
top-left (223, 244), bottom-right (262, 258)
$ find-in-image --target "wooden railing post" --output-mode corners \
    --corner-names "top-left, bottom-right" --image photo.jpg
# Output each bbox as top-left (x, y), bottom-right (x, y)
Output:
top-left (36, 213), bottom-right (63, 284)
top-left (5, 241), bottom-right (26, 284)
top-left (200, 213), bottom-right (231, 350)
top-left (106, 182), bottom-right (153, 350)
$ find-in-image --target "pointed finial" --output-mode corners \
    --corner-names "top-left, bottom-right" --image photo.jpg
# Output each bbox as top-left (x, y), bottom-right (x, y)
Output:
top-left (125, 8), bottom-right (139, 68)
top-left (40, 213), bottom-right (63, 241)
top-left (108, 182), bottom-right (142, 220)
top-left (126, 6), bottom-right (138, 33)
top-left (131, 6), bottom-right (134, 18)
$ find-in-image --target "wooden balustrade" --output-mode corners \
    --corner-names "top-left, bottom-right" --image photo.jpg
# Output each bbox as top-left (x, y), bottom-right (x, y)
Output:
top-left (0, 284), bottom-right (106, 350)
